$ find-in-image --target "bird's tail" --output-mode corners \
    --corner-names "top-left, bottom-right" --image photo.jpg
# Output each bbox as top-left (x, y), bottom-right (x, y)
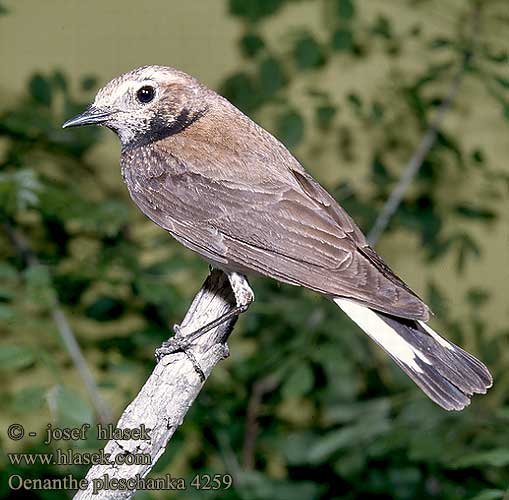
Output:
top-left (334, 298), bottom-right (493, 410)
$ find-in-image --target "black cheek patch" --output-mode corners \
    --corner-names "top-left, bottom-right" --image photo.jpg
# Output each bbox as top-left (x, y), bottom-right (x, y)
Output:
top-left (124, 107), bottom-right (207, 151)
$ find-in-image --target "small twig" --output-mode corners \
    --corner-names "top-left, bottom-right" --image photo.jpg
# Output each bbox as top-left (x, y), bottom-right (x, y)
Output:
top-left (73, 269), bottom-right (238, 500)
top-left (2, 222), bottom-right (112, 424)
top-left (367, 3), bottom-right (482, 246)
top-left (242, 375), bottom-right (280, 470)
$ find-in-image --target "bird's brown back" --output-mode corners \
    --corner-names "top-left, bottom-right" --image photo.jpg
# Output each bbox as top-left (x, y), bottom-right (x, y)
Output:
top-left (121, 91), bottom-right (430, 321)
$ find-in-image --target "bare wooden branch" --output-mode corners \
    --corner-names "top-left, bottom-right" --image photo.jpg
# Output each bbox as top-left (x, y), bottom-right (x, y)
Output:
top-left (367, 2), bottom-right (482, 246)
top-left (73, 269), bottom-right (237, 500)
top-left (2, 222), bottom-right (112, 424)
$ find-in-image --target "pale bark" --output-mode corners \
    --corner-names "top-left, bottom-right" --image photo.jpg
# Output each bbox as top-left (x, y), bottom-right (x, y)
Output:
top-left (73, 269), bottom-right (237, 500)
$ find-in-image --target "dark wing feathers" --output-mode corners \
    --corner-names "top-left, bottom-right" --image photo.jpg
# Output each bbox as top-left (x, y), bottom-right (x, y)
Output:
top-left (378, 312), bottom-right (492, 410)
top-left (290, 169), bottom-right (426, 301)
top-left (122, 143), bottom-right (429, 320)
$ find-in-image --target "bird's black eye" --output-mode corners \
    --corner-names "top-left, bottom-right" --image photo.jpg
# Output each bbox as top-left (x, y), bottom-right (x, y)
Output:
top-left (136, 85), bottom-right (155, 104)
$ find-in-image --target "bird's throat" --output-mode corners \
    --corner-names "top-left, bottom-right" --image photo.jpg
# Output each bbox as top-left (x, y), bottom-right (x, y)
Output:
top-left (121, 107), bottom-right (208, 152)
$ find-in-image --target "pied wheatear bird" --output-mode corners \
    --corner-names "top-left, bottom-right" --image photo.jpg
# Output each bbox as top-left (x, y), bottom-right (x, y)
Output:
top-left (63, 66), bottom-right (492, 410)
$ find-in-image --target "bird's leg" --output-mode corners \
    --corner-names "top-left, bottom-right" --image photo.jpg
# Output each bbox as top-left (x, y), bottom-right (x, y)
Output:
top-left (155, 273), bottom-right (254, 373)
top-left (162, 272), bottom-right (254, 348)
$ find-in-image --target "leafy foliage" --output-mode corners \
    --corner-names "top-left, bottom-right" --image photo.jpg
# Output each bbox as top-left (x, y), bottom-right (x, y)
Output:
top-left (1, 1), bottom-right (509, 500)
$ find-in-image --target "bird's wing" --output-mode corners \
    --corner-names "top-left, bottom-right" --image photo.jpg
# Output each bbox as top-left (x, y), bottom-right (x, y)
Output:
top-left (122, 144), bottom-right (429, 320)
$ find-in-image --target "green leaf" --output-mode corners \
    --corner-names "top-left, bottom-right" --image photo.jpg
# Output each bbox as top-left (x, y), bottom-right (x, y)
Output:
top-left (293, 34), bottom-right (325, 70)
top-left (482, 47), bottom-right (508, 64)
top-left (0, 168), bottom-right (41, 214)
top-left (471, 148), bottom-right (485, 165)
top-left (465, 287), bottom-right (490, 307)
top-left (494, 75), bottom-right (509, 90)
top-left (235, 471), bottom-right (321, 500)
top-left (85, 296), bottom-right (125, 321)
top-left (333, 448), bottom-right (366, 478)
top-left (281, 362), bottom-right (314, 398)
top-left (308, 417), bottom-right (390, 463)
top-left (10, 385), bottom-right (47, 413)
top-left (427, 281), bottom-right (448, 319)
top-left (469, 490), bottom-right (506, 500)
top-left (436, 130), bottom-right (462, 164)
top-left (52, 69), bottom-right (68, 92)
top-left (53, 273), bottom-right (91, 306)
top-left (0, 304), bottom-right (16, 321)
top-left (229, 0), bottom-right (283, 21)
top-left (306, 88), bottom-right (328, 99)
top-left (221, 72), bottom-right (260, 113)
top-left (240, 33), bottom-right (265, 58)
top-left (129, 492), bottom-right (153, 500)
top-left (52, 385), bottom-right (94, 427)
top-left (24, 265), bottom-right (56, 307)
top-left (430, 38), bottom-right (451, 49)
top-left (315, 104), bottom-right (337, 130)
top-left (81, 75), bottom-right (98, 91)
top-left (347, 92), bottom-right (363, 116)
top-left (93, 199), bottom-right (130, 236)
top-left (397, 197), bottom-right (443, 247)
top-left (258, 56), bottom-right (286, 97)
top-left (336, 126), bottom-right (355, 163)
top-left (0, 262), bottom-right (18, 280)
top-left (410, 24), bottom-right (422, 37)
top-left (134, 274), bottom-right (175, 306)
top-left (280, 431), bottom-right (317, 465)
top-left (453, 449), bottom-right (509, 468)
top-left (324, 398), bottom-right (391, 425)
top-left (455, 204), bottom-right (496, 221)
top-left (483, 79), bottom-right (509, 121)
top-left (39, 186), bottom-right (129, 237)
top-left (0, 345), bottom-right (35, 370)
top-left (336, 0), bottom-right (354, 20)
top-left (371, 100), bottom-right (384, 123)
top-left (386, 41), bottom-right (401, 57)
top-left (28, 73), bottom-right (53, 106)
top-left (371, 154), bottom-right (394, 188)
top-left (453, 233), bottom-right (481, 272)
top-left (276, 110), bottom-right (304, 148)
top-left (413, 62), bottom-right (454, 91)
top-left (331, 28), bottom-right (353, 51)
top-left (372, 15), bottom-right (392, 39)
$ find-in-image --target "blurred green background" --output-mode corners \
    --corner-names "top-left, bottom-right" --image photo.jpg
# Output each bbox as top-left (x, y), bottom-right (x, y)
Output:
top-left (1, 1), bottom-right (508, 499)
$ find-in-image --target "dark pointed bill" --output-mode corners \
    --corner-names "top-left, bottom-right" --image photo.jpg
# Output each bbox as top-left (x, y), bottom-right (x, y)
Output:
top-left (62, 105), bottom-right (112, 129)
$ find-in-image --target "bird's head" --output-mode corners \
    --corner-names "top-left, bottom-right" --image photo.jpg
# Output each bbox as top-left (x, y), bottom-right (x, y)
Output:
top-left (62, 65), bottom-right (210, 149)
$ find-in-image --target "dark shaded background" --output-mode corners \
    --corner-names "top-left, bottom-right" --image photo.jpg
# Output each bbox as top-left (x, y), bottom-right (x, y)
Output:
top-left (1, 1), bottom-right (508, 499)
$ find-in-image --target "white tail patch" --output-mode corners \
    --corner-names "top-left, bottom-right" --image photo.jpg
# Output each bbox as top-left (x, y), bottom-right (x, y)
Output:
top-left (334, 298), bottom-right (431, 372)
top-left (418, 320), bottom-right (454, 350)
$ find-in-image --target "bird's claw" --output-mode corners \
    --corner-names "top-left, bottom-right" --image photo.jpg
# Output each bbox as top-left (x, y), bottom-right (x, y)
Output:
top-left (155, 325), bottom-right (205, 382)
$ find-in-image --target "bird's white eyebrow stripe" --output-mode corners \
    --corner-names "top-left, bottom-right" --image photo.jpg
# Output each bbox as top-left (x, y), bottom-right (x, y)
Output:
top-left (96, 79), bottom-right (157, 104)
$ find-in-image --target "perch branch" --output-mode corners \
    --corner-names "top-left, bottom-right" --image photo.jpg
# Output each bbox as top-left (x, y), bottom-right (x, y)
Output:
top-left (367, 2), bottom-right (481, 246)
top-left (2, 222), bottom-right (111, 424)
top-left (73, 269), bottom-right (238, 500)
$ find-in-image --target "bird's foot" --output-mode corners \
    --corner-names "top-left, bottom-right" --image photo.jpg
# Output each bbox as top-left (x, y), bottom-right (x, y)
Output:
top-left (155, 324), bottom-right (206, 382)
top-left (154, 325), bottom-right (187, 360)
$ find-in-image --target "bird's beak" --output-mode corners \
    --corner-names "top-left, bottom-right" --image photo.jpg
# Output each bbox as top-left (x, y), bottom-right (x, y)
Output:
top-left (62, 105), bottom-right (113, 129)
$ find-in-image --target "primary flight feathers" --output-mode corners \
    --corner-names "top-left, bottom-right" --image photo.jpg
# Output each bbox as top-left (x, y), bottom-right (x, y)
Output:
top-left (63, 65), bottom-right (493, 410)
